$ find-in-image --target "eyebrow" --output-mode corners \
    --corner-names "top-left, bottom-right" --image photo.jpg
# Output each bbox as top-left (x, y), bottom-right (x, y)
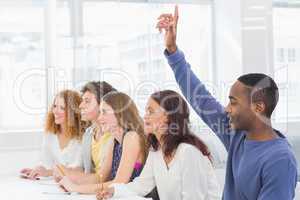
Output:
top-left (145, 105), bottom-right (152, 110)
top-left (229, 96), bottom-right (237, 101)
top-left (83, 97), bottom-right (90, 100)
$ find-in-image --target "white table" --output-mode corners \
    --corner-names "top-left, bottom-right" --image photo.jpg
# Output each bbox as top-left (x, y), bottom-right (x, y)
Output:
top-left (2, 175), bottom-right (299, 200)
top-left (0, 176), bottom-right (96, 200)
top-left (0, 176), bottom-right (150, 200)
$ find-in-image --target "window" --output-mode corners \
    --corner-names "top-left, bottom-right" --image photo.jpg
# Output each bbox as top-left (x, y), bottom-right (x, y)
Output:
top-left (273, 6), bottom-right (300, 122)
top-left (288, 48), bottom-right (296, 63)
top-left (276, 48), bottom-right (285, 63)
top-left (0, 1), bottom-right (46, 131)
top-left (0, 0), bottom-right (213, 149)
top-left (273, 2), bottom-right (300, 180)
top-left (81, 1), bottom-right (213, 127)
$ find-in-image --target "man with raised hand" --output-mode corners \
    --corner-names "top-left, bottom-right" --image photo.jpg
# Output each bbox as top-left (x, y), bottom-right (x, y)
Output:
top-left (157, 5), bottom-right (297, 200)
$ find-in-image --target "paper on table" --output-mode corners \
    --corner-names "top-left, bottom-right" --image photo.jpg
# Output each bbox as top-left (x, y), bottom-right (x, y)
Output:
top-left (37, 176), bottom-right (53, 181)
top-left (19, 173), bottom-right (53, 181)
top-left (109, 197), bottom-right (152, 200)
top-left (19, 173), bottom-right (41, 180)
top-left (37, 179), bottom-right (59, 186)
top-left (42, 191), bottom-right (73, 195)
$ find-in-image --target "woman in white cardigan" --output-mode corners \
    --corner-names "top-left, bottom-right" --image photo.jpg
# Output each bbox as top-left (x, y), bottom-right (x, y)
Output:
top-left (97, 90), bottom-right (221, 200)
top-left (20, 90), bottom-right (86, 179)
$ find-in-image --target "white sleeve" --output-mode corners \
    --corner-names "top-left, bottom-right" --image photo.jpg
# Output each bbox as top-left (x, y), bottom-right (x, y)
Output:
top-left (75, 145), bottom-right (84, 168)
top-left (39, 134), bottom-right (54, 169)
top-left (181, 146), bottom-right (221, 200)
top-left (67, 141), bottom-right (84, 168)
top-left (113, 152), bottom-right (156, 198)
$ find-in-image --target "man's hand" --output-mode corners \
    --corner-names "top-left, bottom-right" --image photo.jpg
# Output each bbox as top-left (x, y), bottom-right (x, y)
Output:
top-left (156, 5), bottom-right (179, 54)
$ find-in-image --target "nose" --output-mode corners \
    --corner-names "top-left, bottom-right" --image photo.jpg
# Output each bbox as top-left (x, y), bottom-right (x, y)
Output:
top-left (97, 113), bottom-right (103, 123)
top-left (52, 107), bottom-right (58, 114)
top-left (225, 103), bottom-right (231, 114)
top-left (143, 113), bottom-right (150, 121)
top-left (79, 101), bottom-right (84, 109)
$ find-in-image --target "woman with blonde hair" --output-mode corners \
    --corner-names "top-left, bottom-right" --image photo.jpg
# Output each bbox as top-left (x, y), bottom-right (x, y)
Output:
top-left (20, 90), bottom-right (86, 179)
top-left (59, 91), bottom-right (149, 194)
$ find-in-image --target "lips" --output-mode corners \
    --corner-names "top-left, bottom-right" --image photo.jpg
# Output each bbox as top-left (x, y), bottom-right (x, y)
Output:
top-left (98, 119), bottom-right (107, 127)
top-left (228, 116), bottom-right (237, 130)
top-left (54, 115), bottom-right (62, 119)
top-left (144, 122), bottom-right (152, 134)
top-left (144, 122), bottom-right (151, 127)
top-left (99, 122), bottom-right (105, 126)
top-left (55, 119), bottom-right (63, 122)
top-left (228, 116), bottom-right (234, 125)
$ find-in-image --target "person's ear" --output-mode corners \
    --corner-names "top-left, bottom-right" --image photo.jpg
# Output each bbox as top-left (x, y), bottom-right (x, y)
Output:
top-left (254, 101), bottom-right (266, 115)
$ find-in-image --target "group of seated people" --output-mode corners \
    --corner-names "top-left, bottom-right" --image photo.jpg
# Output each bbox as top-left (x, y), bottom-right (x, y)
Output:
top-left (20, 81), bottom-right (221, 200)
top-left (19, 6), bottom-right (297, 200)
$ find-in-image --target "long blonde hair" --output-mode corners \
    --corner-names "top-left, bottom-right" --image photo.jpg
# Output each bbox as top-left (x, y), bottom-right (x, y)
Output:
top-left (102, 91), bottom-right (148, 164)
top-left (45, 90), bottom-right (86, 139)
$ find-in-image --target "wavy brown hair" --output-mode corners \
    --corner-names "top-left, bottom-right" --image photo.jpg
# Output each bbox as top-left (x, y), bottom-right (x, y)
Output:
top-left (148, 90), bottom-right (211, 161)
top-left (102, 91), bottom-right (149, 164)
top-left (45, 90), bottom-right (86, 139)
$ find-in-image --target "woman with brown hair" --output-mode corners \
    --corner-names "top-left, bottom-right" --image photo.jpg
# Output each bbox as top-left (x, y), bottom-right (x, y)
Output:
top-left (59, 91), bottom-right (148, 194)
top-left (97, 90), bottom-right (221, 200)
top-left (20, 90), bottom-right (86, 179)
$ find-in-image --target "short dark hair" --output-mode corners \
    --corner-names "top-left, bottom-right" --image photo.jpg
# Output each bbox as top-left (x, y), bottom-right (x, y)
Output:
top-left (81, 81), bottom-right (117, 104)
top-left (238, 73), bottom-right (279, 118)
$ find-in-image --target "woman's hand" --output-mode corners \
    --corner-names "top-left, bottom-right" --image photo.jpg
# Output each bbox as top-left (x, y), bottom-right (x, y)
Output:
top-left (20, 168), bottom-right (32, 175)
top-left (25, 166), bottom-right (49, 180)
top-left (53, 165), bottom-right (63, 182)
top-left (96, 186), bottom-right (114, 200)
top-left (59, 176), bottom-right (79, 192)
